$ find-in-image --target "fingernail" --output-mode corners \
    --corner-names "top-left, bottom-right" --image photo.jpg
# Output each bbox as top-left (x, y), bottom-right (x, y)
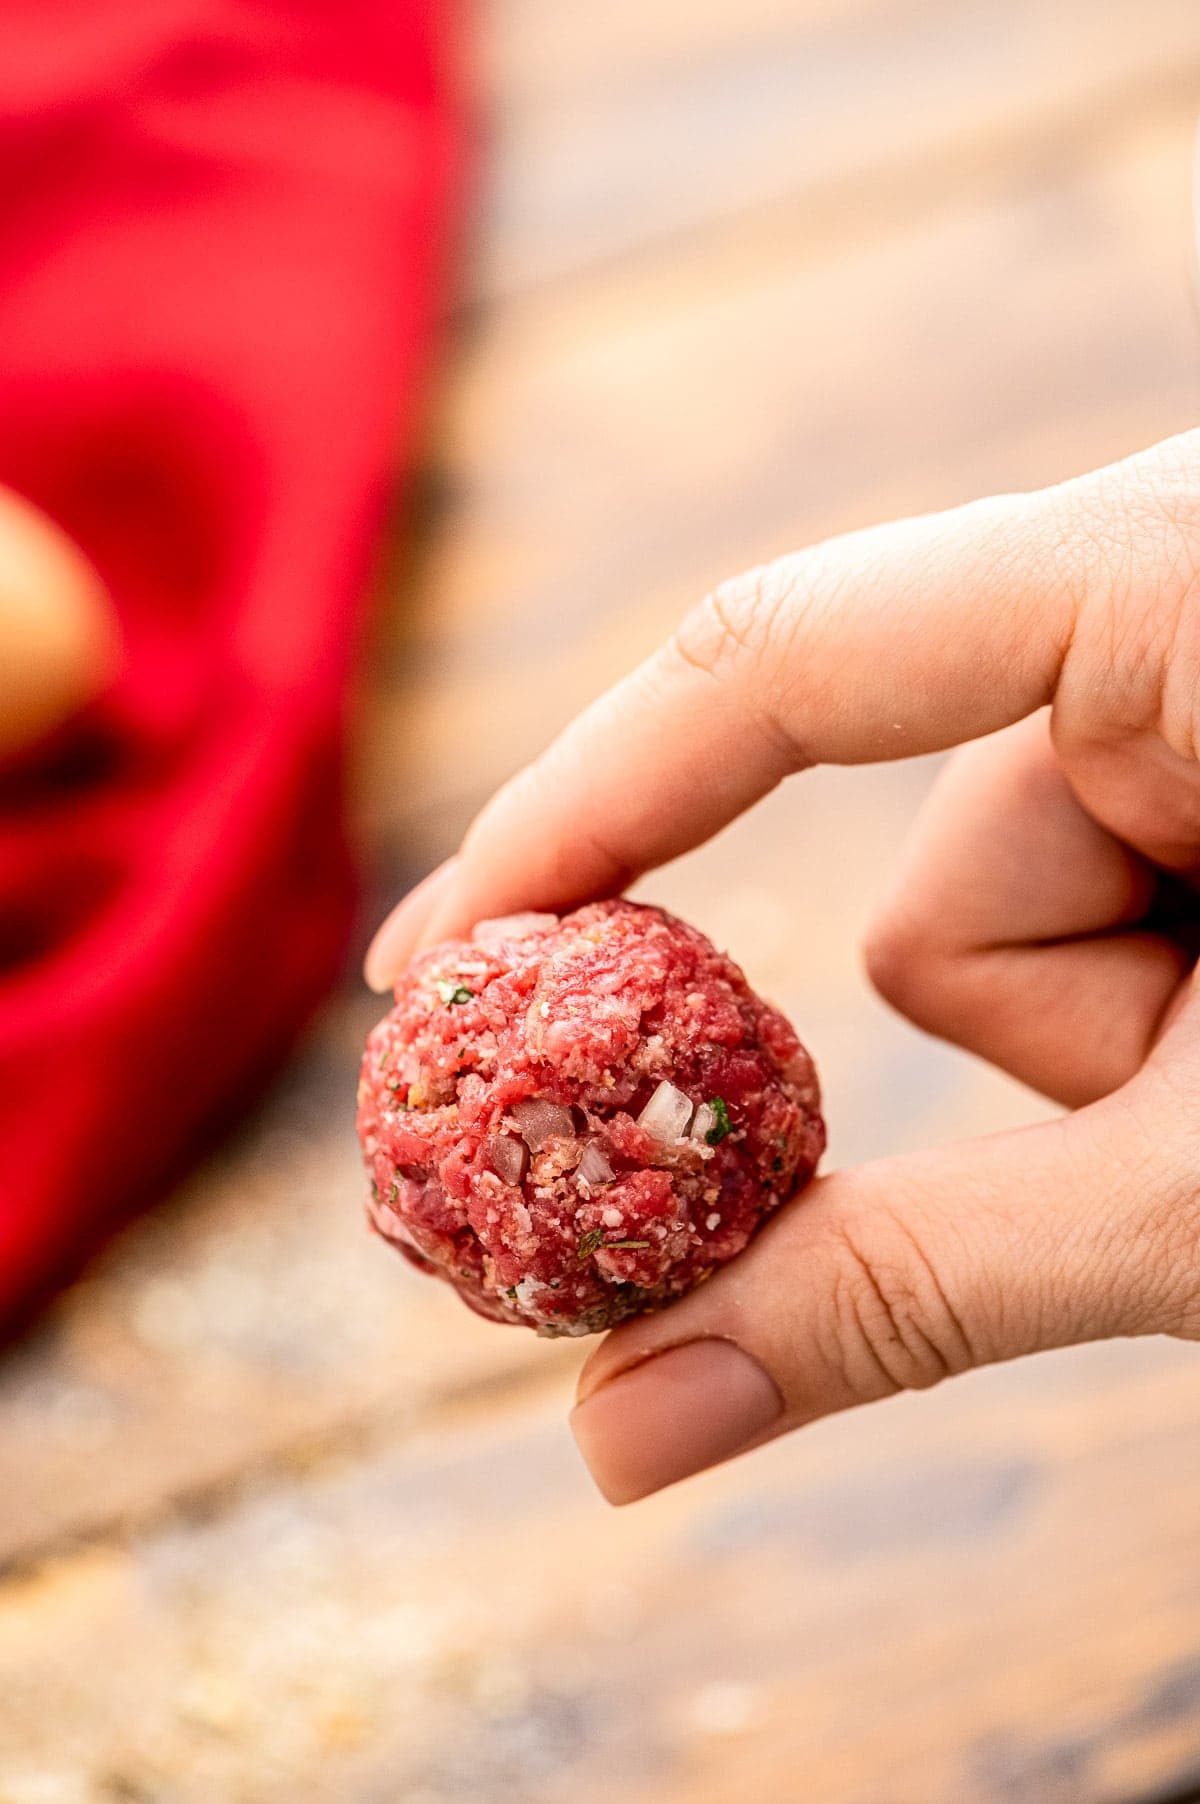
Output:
top-left (363, 856), bottom-right (459, 992)
top-left (569, 1339), bottom-right (782, 1505)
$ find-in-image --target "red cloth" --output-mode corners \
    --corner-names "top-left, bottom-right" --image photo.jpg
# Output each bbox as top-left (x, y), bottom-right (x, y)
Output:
top-left (0, 2), bottom-right (462, 1325)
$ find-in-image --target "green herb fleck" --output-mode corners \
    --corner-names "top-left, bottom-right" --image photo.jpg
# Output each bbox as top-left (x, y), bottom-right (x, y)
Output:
top-left (387, 1178), bottom-right (400, 1205)
top-left (379, 1049), bottom-right (391, 1068)
top-left (704, 1097), bottom-right (733, 1144)
top-left (578, 1228), bottom-right (651, 1259)
top-left (437, 979), bottom-right (475, 1007)
top-left (576, 1227), bottom-right (606, 1261)
top-left (771, 1155), bottom-right (783, 1173)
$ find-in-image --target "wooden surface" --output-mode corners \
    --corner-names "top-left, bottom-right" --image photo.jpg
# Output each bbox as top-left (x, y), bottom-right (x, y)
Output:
top-left (6, 4), bottom-right (1200, 1800)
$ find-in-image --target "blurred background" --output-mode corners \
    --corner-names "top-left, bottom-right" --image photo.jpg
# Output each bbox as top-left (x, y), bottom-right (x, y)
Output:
top-left (4, 2), bottom-right (1200, 1800)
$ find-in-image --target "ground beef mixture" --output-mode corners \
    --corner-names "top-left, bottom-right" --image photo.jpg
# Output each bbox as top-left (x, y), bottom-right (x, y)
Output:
top-left (356, 899), bottom-right (825, 1336)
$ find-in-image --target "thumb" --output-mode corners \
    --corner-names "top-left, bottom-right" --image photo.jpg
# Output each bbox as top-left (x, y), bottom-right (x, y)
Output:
top-left (570, 1093), bottom-right (1192, 1504)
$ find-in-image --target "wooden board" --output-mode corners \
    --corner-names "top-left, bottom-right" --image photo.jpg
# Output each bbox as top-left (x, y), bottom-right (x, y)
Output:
top-left (5, 1341), bottom-right (1200, 1802)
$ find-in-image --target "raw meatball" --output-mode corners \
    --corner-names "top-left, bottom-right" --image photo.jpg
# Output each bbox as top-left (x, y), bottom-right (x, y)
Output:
top-left (356, 899), bottom-right (825, 1336)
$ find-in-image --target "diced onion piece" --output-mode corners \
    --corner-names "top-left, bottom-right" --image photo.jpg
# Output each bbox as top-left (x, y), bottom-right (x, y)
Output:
top-left (512, 1097), bottom-right (576, 1151)
top-left (637, 1079), bottom-right (695, 1143)
top-left (488, 1133), bottom-right (529, 1186)
top-left (472, 912), bottom-right (559, 944)
top-left (577, 1140), bottom-right (615, 1187)
top-left (690, 1102), bottom-right (716, 1143)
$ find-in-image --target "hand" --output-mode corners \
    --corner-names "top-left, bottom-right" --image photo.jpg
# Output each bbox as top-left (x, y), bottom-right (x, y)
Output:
top-left (0, 486), bottom-right (115, 758)
top-left (366, 430), bottom-right (1200, 1503)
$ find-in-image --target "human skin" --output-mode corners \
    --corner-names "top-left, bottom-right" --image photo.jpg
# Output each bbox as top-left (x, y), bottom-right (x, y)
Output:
top-left (0, 487), bottom-right (116, 758)
top-left (366, 429), bottom-right (1200, 1505)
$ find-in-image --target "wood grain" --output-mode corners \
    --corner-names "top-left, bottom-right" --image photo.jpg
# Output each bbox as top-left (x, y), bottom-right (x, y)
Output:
top-left (4, 1341), bottom-right (1200, 1802)
top-left (479, 0), bottom-right (1200, 296)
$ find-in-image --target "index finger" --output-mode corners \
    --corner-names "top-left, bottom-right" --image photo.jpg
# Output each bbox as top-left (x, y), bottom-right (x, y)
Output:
top-left (365, 433), bottom-right (1197, 984)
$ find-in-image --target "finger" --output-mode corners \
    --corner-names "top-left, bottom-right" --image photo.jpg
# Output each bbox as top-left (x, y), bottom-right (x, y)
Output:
top-left (364, 856), bottom-right (458, 992)
top-left (413, 496), bottom-right (1074, 953)
top-left (865, 713), bottom-right (1191, 1106)
top-left (570, 1090), bottom-right (1191, 1505)
top-left (390, 430), bottom-right (1200, 967)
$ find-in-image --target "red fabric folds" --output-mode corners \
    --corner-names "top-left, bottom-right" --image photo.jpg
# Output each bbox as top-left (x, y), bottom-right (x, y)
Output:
top-left (0, 1), bottom-right (462, 1324)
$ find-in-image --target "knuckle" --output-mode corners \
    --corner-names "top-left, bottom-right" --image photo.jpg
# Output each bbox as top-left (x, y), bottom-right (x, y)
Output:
top-left (817, 1210), bottom-right (974, 1403)
top-left (1059, 1090), bottom-right (1200, 1339)
top-left (673, 556), bottom-right (813, 683)
top-left (1111, 1080), bottom-right (1200, 1334)
top-left (1055, 433), bottom-right (1200, 755)
top-left (668, 557), bottom-right (816, 769)
top-left (861, 903), bottom-right (943, 1020)
top-left (861, 900), bottom-right (981, 1044)
top-left (1066, 432), bottom-right (1200, 582)
top-left (669, 589), bottom-right (752, 688)
top-left (1118, 431), bottom-right (1200, 542)
top-left (1145, 1203), bottom-right (1200, 1337)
